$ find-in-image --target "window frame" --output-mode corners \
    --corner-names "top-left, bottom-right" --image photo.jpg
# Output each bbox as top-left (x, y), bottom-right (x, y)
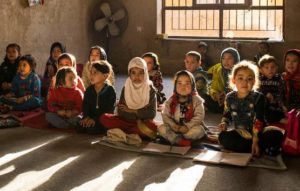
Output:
top-left (161, 0), bottom-right (285, 40)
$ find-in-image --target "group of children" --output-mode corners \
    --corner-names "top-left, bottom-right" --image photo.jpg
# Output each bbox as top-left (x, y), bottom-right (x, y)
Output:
top-left (0, 41), bottom-right (299, 157)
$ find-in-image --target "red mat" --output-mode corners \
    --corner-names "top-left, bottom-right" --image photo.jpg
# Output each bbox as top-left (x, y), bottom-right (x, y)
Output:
top-left (10, 108), bottom-right (75, 133)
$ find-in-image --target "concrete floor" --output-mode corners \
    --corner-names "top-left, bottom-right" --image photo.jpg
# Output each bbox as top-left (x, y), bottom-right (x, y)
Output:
top-left (0, 75), bottom-right (299, 191)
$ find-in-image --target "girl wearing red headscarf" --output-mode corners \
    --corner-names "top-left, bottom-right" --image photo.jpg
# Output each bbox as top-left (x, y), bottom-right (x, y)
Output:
top-left (157, 70), bottom-right (206, 146)
top-left (282, 49), bottom-right (300, 110)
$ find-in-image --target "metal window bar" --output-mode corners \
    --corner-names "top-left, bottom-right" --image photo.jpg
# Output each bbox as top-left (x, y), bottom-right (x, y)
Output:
top-left (163, 0), bottom-right (283, 36)
top-left (167, 9), bottom-right (281, 31)
top-left (205, 10), bottom-right (208, 29)
top-left (184, 0), bottom-right (186, 29)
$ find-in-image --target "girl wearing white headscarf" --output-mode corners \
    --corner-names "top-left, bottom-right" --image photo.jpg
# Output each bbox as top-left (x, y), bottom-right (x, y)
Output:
top-left (100, 57), bottom-right (158, 139)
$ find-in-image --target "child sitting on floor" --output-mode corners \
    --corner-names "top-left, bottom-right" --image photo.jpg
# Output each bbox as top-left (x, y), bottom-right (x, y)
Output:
top-left (42, 42), bottom-right (66, 97)
top-left (207, 47), bottom-right (240, 113)
top-left (0, 43), bottom-right (21, 95)
top-left (282, 49), bottom-right (300, 110)
top-left (157, 70), bottom-right (206, 146)
top-left (142, 52), bottom-right (166, 106)
top-left (1, 55), bottom-right (42, 111)
top-left (198, 41), bottom-right (213, 71)
top-left (184, 51), bottom-right (208, 101)
top-left (46, 67), bottom-right (83, 128)
top-left (218, 61), bottom-right (284, 156)
top-left (49, 53), bottom-right (85, 93)
top-left (100, 57), bottom-right (158, 139)
top-left (258, 55), bottom-right (285, 123)
top-left (82, 46), bottom-right (115, 88)
top-left (77, 61), bottom-right (116, 134)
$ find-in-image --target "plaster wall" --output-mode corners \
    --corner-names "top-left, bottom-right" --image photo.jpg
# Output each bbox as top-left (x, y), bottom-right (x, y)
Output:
top-left (0, 0), bottom-right (104, 75)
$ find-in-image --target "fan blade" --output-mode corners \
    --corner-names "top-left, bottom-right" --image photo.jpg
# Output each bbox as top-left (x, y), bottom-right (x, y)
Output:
top-left (95, 18), bottom-right (108, 31)
top-left (112, 9), bottom-right (126, 21)
top-left (108, 23), bottom-right (120, 36)
top-left (100, 3), bottom-right (111, 17)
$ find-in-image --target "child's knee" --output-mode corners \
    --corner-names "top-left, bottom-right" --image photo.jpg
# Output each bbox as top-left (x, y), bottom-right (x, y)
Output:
top-left (99, 113), bottom-right (112, 127)
top-left (183, 126), bottom-right (205, 140)
top-left (45, 112), bottom-right (57, 121)
top-left (157, 124), bottom-right (168, 135)
top-left (261, 130), bottom-right (284, 156)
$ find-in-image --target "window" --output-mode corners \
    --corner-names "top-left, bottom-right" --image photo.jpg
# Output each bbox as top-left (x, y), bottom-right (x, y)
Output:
top-left (161, 0), bottom-right (284, 40)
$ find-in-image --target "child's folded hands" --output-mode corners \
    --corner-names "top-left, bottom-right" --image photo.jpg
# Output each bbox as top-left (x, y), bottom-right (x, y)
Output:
top-left (80, 117), bottom-right (95, 128)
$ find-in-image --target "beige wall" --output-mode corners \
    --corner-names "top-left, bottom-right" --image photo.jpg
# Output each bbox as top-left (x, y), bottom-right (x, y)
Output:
top-left (0, 0), bottom-right (299, 75)
top-left (0, 0), bottom-right (105, 75)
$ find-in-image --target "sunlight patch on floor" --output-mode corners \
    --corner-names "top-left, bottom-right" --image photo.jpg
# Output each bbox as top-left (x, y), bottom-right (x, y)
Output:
top-left (1, 156), bottom-right (79, 191)
top-left (71, 159), bottom-right (136, 191)
top-left (144, 165), bottom-right (206, 191)
top-left (0, 135), bottom-right (66, 167)
top-left (0, 165), bottom-right (15, 176)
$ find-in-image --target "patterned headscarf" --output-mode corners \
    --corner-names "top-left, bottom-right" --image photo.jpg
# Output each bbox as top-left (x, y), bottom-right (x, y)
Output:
top-left (170, 70), bottom-right (198, 122)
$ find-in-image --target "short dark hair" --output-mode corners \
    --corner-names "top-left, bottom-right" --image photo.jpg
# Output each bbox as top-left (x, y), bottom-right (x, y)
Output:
top-left (55, 67), bottom-right (77, 87)
top-left (142, 52), bottom-right (160, 70)
top-left (186, 51), bottom-right (201, 62)
top-left (18, 54), bottom-right (36, 72)
top-left (92, 60), bottom-right (111, 74)
top-left (258, 54), bottom-right (277, 68)
top-left (6, 43), bottom-right (21, 54)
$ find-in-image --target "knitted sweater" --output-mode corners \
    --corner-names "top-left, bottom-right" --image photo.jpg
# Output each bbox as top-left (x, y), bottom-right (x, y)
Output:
top-left (47, 86), bottom-right (84, 113)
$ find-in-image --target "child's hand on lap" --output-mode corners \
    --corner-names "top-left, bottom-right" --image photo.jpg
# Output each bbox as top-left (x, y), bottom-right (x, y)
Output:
top-left (4, 93), bottom-right (13, 99)
top-left (171, 124), bottom-right (181, 133)
top-left (178, 125), bottom-right (188, 134)
top-left (15, 97), bottom-right (25, 104)
top-left (57, 110), bottom-right (66, 117)
top-left (251, 137), bottom-right (260, 157)
top-left (80, 118), bottom-right (87, 127)
top-left (218, 122), bottom-right (227, 131)
top-left (80, 117), bottom-right (95, 128)
top-left (218, 92), bottom-right (225, 106)
top-left (65, 110), bottom-right (74, 118)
